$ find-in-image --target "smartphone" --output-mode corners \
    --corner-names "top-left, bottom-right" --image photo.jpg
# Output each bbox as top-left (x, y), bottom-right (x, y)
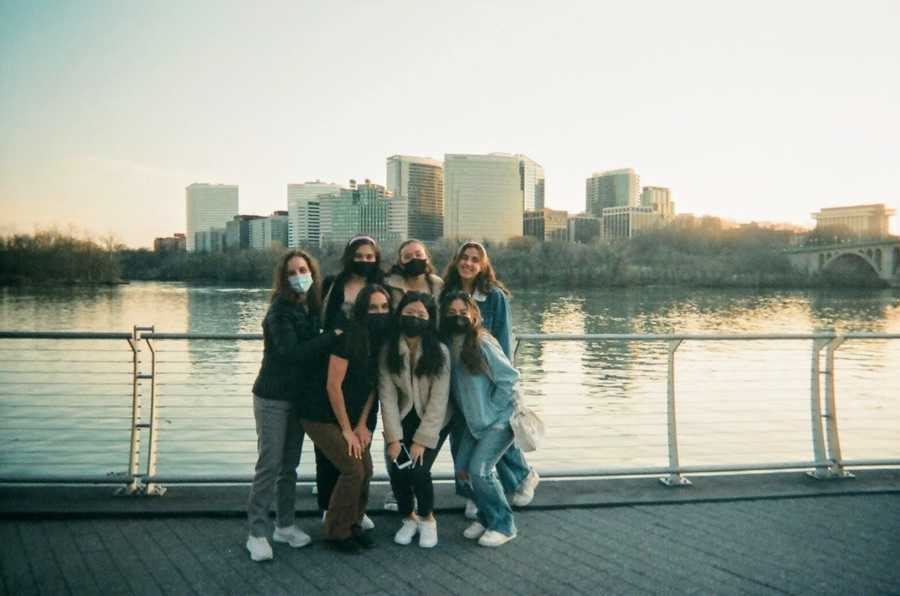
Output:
top-left (394, 444), bottom-right (412, 470)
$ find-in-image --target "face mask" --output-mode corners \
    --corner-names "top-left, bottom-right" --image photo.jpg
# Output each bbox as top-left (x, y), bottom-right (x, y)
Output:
top-left (351, 260), bottom-right (378, 278)
top-left (399, 315), bottom-right (429, 338)
top-left (367, 313), bottom-right (390, 339)
top-left (445, 315), bottom-right (471, 335)
top-left (288, 273), bottom-right (313, 294)
top-left (401, 258), bottom-right (427, 277)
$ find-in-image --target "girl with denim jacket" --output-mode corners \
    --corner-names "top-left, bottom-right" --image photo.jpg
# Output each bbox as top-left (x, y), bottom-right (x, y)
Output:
top-left (441, 291), bottom-right (519, 547)
top-left (442, 242), bottom-right (539, 519)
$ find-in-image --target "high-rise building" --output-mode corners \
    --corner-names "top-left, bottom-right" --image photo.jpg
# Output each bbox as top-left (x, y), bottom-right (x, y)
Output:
top-left (812, 204), bottom-right (895, 239)
top-left (185, 183), bottom-right (239, 251)
top-left (567, 213), bottom-right (602, 244)
top-left (194, 227), bottom-right (226, 253)
top-left (444, 153), bottom-right (523, 242)
top-left (523, 209), bottom-right (565, 241)
top-left (524, 208), bottom-right (569, 242)
top-left (249, 211), bottom-right (289, 250)
top-left (601, 206), bottom-right (665, 240)
top-left (225, 215), bottom-right (263, 250)
top-left (640, 186), bottom-right (675, 218)
top-left (319, 179), bottom-right (408, 246)
top-left (585, 169), bottom-right (639, 216)
top-left (386, 155), bottom-right (444, 242)
top-left (287, 181), bottom-right (343, 248)
top-left (518, 156), bottom-right (546, 211)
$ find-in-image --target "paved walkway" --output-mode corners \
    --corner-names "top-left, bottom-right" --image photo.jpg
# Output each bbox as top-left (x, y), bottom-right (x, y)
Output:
top-left (2, 491), bottom-right (899, 595)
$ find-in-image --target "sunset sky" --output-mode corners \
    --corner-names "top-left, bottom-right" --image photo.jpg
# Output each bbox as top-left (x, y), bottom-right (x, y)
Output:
top-left (2, 0), bottom-right (898, 247)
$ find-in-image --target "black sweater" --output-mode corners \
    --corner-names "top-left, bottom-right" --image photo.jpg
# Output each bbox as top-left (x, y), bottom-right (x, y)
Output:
top-left (251, 296), bottom-right (336, 406)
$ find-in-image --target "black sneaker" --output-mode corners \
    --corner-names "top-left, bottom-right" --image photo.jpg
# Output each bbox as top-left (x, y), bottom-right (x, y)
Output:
top-left (352, 525), bottom-right (376, 549)
top-left (326, 537), bottom-right (362, 554)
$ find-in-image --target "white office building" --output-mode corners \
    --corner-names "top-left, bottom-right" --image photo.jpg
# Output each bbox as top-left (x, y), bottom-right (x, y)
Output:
top-left (444, 153), bottom-right (527, 242)
top-left (518, 155), bottom-right (546, 211)
top-left (287, 181), bottom-right (343, 248)
top-left (185, 183), bottom-right (239, 252)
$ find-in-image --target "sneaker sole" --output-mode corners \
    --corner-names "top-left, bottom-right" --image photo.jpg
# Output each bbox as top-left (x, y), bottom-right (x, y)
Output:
top-left (272, 535), bottom-right (311, 548)
top-left (478, 533), bottom-right (517, 547)
top-left (246, 546), bottom-right (274, 561)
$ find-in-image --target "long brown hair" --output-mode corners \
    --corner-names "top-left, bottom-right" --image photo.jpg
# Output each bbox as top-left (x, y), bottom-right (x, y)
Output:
top-left (271, 249), bottom-right (322, 313)
top-left (439, 290), bottom-right (488, 375)
top-left (442, 241), bottom-right (509, 297)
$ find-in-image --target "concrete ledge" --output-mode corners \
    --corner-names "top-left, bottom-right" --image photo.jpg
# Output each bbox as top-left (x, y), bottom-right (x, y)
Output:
top-left (2, 468), bottom-right (899, 519)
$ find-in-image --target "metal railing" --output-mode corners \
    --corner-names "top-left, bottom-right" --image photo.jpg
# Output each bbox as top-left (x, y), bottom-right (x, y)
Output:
top-left (0, 328), bottom-right (898, 494)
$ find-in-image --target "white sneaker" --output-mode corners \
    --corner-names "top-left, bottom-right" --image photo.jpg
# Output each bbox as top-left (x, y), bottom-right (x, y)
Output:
top-left (272, 525), bottom-right (311, 548)
top-left (511, 469), bottom-right (540, 507)
top-left (384, 492), bottom-right (399, 512)
top-left (394, 518), bottom-right (418, 545)
top-left (464, 499), bottom-right (478, 520)
top-left (246, 536), bottom-right (273, 561)
top-left (360, 514), bottom-right (375, 531)
top-left (418, 519), bottom-right (438, 548)
top-left (463, 521), bottom-right (486, 540)
top-left (478, 529), bottom-right (517, 548)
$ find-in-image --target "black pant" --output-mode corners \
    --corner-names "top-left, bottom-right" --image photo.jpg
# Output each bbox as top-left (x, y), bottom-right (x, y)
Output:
top-left (387, 410), bottom-right (449, 517)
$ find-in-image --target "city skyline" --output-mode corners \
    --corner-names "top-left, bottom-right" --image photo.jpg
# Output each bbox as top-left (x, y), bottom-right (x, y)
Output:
top-left (2, 1), bottom-right (899, 247)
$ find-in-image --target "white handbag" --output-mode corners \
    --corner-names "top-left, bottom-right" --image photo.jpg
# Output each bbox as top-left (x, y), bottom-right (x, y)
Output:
top-left (509, 386), bottom-right (545, 452)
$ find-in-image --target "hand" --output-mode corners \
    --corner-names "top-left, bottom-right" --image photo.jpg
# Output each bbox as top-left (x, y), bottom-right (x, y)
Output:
top-left (342, 429), bottom-right (362, 459)
top-left (354, 424), bottom-right (372, 450)
top-left (387, 441), bottom-right (401, 462)
top-left (410, 442), bottom-right (426, 468)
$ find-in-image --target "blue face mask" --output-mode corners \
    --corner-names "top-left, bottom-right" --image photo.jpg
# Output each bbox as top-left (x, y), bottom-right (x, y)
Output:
top-left (288, 273), bottom-right (313, 294)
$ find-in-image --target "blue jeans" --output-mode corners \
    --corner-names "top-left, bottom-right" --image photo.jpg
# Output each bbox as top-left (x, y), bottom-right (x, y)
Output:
top-left (450, 415), bottom-right (531, 495)
top-left (454, 422), bottom-right (516, 537)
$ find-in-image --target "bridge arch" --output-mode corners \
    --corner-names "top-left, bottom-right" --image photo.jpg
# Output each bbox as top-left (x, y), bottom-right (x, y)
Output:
top-left (821, 252), bottom-right (881, 279)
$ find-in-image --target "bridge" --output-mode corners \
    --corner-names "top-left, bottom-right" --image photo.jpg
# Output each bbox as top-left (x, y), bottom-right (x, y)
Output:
top-left (787, 238), bottom-right (900, 286)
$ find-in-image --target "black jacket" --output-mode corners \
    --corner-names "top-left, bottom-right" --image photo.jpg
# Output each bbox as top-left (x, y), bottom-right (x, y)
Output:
top-left (251, 295), bottom-right (336, 405)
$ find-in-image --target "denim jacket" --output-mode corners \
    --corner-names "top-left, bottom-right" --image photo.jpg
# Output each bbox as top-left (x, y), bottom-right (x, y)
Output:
top-left (473, 288), bottom-right (513, 359)
top-left (449, 333), bottom-right (520, 439)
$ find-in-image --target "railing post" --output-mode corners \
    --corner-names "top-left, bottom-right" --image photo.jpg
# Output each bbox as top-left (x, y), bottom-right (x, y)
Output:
top-left (823, 336), bottom-right (853, 479)
top-left (143, 330), bottom-right (166, 496)
top-left (117, 326), bottom-right (144, 495)
top-left (807, 337), bottom-right (832, 479)
top-left (660, 339), bottom-right (691, 486)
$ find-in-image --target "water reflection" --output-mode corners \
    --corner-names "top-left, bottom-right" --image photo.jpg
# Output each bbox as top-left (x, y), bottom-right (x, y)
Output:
top-left (1, 283), bottom-right (898, 477)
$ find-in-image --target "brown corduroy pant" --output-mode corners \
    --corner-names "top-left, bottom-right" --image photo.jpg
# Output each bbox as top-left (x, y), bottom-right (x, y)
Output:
top-left (300, 419), bottom-right (373, 540)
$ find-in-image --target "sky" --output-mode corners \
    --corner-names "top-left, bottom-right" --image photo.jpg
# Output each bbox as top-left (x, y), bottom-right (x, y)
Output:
top-left (1, 0), bottom-right (899, 247)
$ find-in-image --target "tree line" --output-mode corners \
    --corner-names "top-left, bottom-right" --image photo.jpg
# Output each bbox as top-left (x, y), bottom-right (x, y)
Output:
top-left (0, 216), bottom-right (883, 288)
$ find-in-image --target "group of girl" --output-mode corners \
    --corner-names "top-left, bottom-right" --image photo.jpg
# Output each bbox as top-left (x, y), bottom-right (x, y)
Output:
top-left (246, 236), bottom-right (540, 560)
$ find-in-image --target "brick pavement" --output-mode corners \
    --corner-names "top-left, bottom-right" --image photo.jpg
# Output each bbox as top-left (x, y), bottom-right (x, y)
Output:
top-left (2, 493), bottom-right (899, 596)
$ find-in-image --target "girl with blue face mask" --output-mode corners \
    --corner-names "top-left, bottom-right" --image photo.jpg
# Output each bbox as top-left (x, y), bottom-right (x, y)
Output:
top-left (246, 250), bottom-right (338, 562)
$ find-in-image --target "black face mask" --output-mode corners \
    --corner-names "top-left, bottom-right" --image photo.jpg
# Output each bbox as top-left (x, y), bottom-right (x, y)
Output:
top-left (367, 313), bottom-right (390, 340)
top-left (399, 315), bottom-right (429, 338)
top-left (401, 258), bottom-right (427, 277)
top-left (351, 260), bottom-right (378, 279)
top-left (444, 315), bottom-right (471, 335)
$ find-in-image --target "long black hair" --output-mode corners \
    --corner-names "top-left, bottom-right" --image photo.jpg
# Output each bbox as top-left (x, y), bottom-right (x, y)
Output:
top-left (323, 236), bottom-right (386, 330)
top-left (345, 284), bottom-right (392, 363)
top-left (340, 235), bottom-right (384, 282)
top-left (386, 291), bottom-right (446, 378)
top-left (439, 290), bottom-right (488, 375)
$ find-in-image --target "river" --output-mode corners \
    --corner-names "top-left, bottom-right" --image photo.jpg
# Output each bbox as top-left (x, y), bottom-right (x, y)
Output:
top-left (1, 283), bottom-right (898, 480)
